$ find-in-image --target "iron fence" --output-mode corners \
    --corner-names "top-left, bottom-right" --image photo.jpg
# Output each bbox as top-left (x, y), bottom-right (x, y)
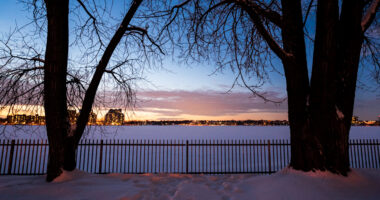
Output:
top-left (0, 139), bottom-right (379, 175)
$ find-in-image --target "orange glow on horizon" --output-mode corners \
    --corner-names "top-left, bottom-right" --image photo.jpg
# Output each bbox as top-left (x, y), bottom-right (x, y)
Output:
top-left (0, 105), bottom-right (288, 121)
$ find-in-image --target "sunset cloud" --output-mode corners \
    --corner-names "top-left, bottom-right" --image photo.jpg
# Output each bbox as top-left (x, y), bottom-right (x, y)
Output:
top-left (1, 90), bottom-right (376, 121)
top-left (130, 90), bottom-right (288, 120)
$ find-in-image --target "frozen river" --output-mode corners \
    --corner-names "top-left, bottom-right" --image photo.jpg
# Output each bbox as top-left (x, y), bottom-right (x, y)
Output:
top-left (0, 125), bottom-right (379, 175)
top-left (0, 125), bottom-right (379, 140)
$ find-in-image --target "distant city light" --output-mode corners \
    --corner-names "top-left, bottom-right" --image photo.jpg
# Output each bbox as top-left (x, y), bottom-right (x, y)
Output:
top-left (0, 111), bottom-right (379, 126)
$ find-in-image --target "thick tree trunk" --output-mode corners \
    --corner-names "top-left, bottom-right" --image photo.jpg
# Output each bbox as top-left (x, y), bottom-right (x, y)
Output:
top-left (63, 137), bottom-right (78, 171)
top-left (44, 0), bottom-right (70, 182)
top-left (280, 0), bottom-right (325, 171)
top-left (309, 0), bottom-right (344, 174)
top-left (327, 0), bottom-right (364, 175)
top-left (308, 0), bottom-right (364, 175)
top-left (285, 0), bottom-right (364, 175)
top-left (239, 0), bottom-right (369, 175)
top-left (43, 0), bottom-right (143, 182)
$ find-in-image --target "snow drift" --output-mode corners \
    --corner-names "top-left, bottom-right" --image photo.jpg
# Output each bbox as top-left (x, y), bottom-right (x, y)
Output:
top-left (0, 168), bottom-right (379, 200)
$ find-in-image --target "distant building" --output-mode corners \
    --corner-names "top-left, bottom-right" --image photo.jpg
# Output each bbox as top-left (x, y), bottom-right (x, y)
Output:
top-left (4, 110), bottom-right (95, 125)
top-left (68, 109), bottom-right (78, 124)
top-left (69, 110), bottom-right (97, 125)
top-left (26, 114), bottom-right (45, 125)
top-left (352, 116), bottom-right (359, 125)
top-left (7, 114), bottom-right (27, 124)
top-left (6, 114), bottom-right (45, 125)
top-left (104, 109), bottom-right (124, 125)
top-left (88, 112), bottom-right (97, 125)
top-left (6, 115), bottom-right (14, 124)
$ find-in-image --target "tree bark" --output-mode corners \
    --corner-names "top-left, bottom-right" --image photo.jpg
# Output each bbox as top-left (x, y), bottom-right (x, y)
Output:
top-left (63, 137), bottom-right (77, 171)
top-left (43, 0), bottom-right (144, 182)
top-left (309, 0), bottom-right (342, 173)
top-left (257, 0), bottom-right (367, 175)
top-left (286, 0), bottom-right (365, 175)
top-left (43, 0), bottom-right (70, 182)
top-left (280, 0), bottom-right (325, 171)
top-left (229, 0), bottom-right (373, 175)
top-left (327, 0), bottom-right (364, 175)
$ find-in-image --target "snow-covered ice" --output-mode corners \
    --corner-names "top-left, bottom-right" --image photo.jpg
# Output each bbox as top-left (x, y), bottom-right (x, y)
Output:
top-left (0, 168), bottom-right (379, 200)
top-left (1, 125), bottom-right (379, 140)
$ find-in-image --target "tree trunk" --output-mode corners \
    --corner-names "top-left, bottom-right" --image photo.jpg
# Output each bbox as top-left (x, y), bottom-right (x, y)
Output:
top-left (309, 0), bottom-right (343, 174)
top-left (44, 0), bottom-right (70, 182)
top-left (324, 0), bottom-right (364, 175)
top-left (280, 0), bottom-right (325, 171)
top-left (63, 137), bottom-right (78, 171)
top-left (239, 0), bottom-right (369, 175)
top-left (74, 0), bottom-right (143, 144)
top-left (43, 0), bottom-right (143, 182)
top-left (285, 0), bottom-right (364, 175)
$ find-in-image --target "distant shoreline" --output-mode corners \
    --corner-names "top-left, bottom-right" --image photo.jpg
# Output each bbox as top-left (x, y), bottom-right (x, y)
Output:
top-left (0, 124), bottom-right (379, 126)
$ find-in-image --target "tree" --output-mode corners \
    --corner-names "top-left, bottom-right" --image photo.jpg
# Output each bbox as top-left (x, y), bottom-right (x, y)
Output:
top-left (43, 0), bottom-right (71, 182)
top-left (1, 0), bottom-right (163, 181)
top-left (158, 0), bottom-right (379, 175)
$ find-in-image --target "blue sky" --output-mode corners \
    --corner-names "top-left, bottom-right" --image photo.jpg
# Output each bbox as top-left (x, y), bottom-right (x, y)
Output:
top-left (0, 0), bottom-right (379, 121)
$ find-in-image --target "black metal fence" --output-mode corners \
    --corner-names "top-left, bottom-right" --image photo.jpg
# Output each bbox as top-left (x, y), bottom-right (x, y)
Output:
top-left (0, 139), bottom-right (379, 175)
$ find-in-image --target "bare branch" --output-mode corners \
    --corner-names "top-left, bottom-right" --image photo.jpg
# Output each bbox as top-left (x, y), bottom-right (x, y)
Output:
top-left (76, 0), bottom-right (104, 47)
top-left (303, 0), bottom-right (315, 27)
top-left (74, 0), bottom-right (144, 143)
top-left (126, 25), bottom-right (165, 54)
top-left (238, 4), bottom-right (292, 61)
top-left (238, 0), bottom-right (283, 27)
top-left (76, 0), bottom-right (96, 21)
top-left (157, 0), bottom-right (192, 37)
top-left (362, 0), bottom-right (380, 33)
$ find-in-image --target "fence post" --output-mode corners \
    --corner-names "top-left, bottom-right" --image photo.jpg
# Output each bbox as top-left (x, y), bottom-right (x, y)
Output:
top-left (186, 140), bottom-right (189, 173)
top-left (98, 140), bottom-right (103, 174)
top-left (267, 140), bottom-right (271, 174)
top-left (8, 140), bottom-right (16, 174)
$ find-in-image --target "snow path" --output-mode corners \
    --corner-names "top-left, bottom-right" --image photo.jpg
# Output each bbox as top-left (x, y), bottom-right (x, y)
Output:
top-left (0, 169), bottom-right (379, 200)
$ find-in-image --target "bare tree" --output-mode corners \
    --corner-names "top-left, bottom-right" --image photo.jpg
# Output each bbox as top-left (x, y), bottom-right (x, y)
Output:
top-left (0, 0), bottom-right (163, 181)
top-left (156, 0), bottom-right (380, 175)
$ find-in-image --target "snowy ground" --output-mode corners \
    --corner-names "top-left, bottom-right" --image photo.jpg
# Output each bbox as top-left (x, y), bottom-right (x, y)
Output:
top-left (0, 169), bottom-right (379, 200)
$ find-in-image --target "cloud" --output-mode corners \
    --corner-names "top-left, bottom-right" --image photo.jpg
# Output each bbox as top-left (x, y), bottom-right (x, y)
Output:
top-left (133, 90), bottom-right (288, 120)
top-left (353, 97), bottom-right (380, 120)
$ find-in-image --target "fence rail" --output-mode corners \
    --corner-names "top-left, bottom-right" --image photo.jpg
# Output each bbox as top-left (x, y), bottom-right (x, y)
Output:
top-left (0, 139), bottom-right (379, 175)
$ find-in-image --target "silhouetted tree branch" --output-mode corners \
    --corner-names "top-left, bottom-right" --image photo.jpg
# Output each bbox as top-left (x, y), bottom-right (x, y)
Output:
top-left (1, 0), bottom-right (165, 181)
top-left (157, 0), bottom-right (380, 176)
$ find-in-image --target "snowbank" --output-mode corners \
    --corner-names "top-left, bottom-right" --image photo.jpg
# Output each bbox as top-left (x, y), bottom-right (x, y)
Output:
top-left (0, 169), bottom-right (379, 200)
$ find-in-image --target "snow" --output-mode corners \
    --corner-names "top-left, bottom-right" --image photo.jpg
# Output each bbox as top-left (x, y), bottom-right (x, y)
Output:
top-left (0, 169), bottom-right (379, 200)
top-left (1, 125), bottom-right (379, 140)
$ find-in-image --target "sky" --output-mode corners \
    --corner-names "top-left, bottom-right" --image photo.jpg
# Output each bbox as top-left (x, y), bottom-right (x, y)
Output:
top-left (0, 0), bottom-right (379, 121)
